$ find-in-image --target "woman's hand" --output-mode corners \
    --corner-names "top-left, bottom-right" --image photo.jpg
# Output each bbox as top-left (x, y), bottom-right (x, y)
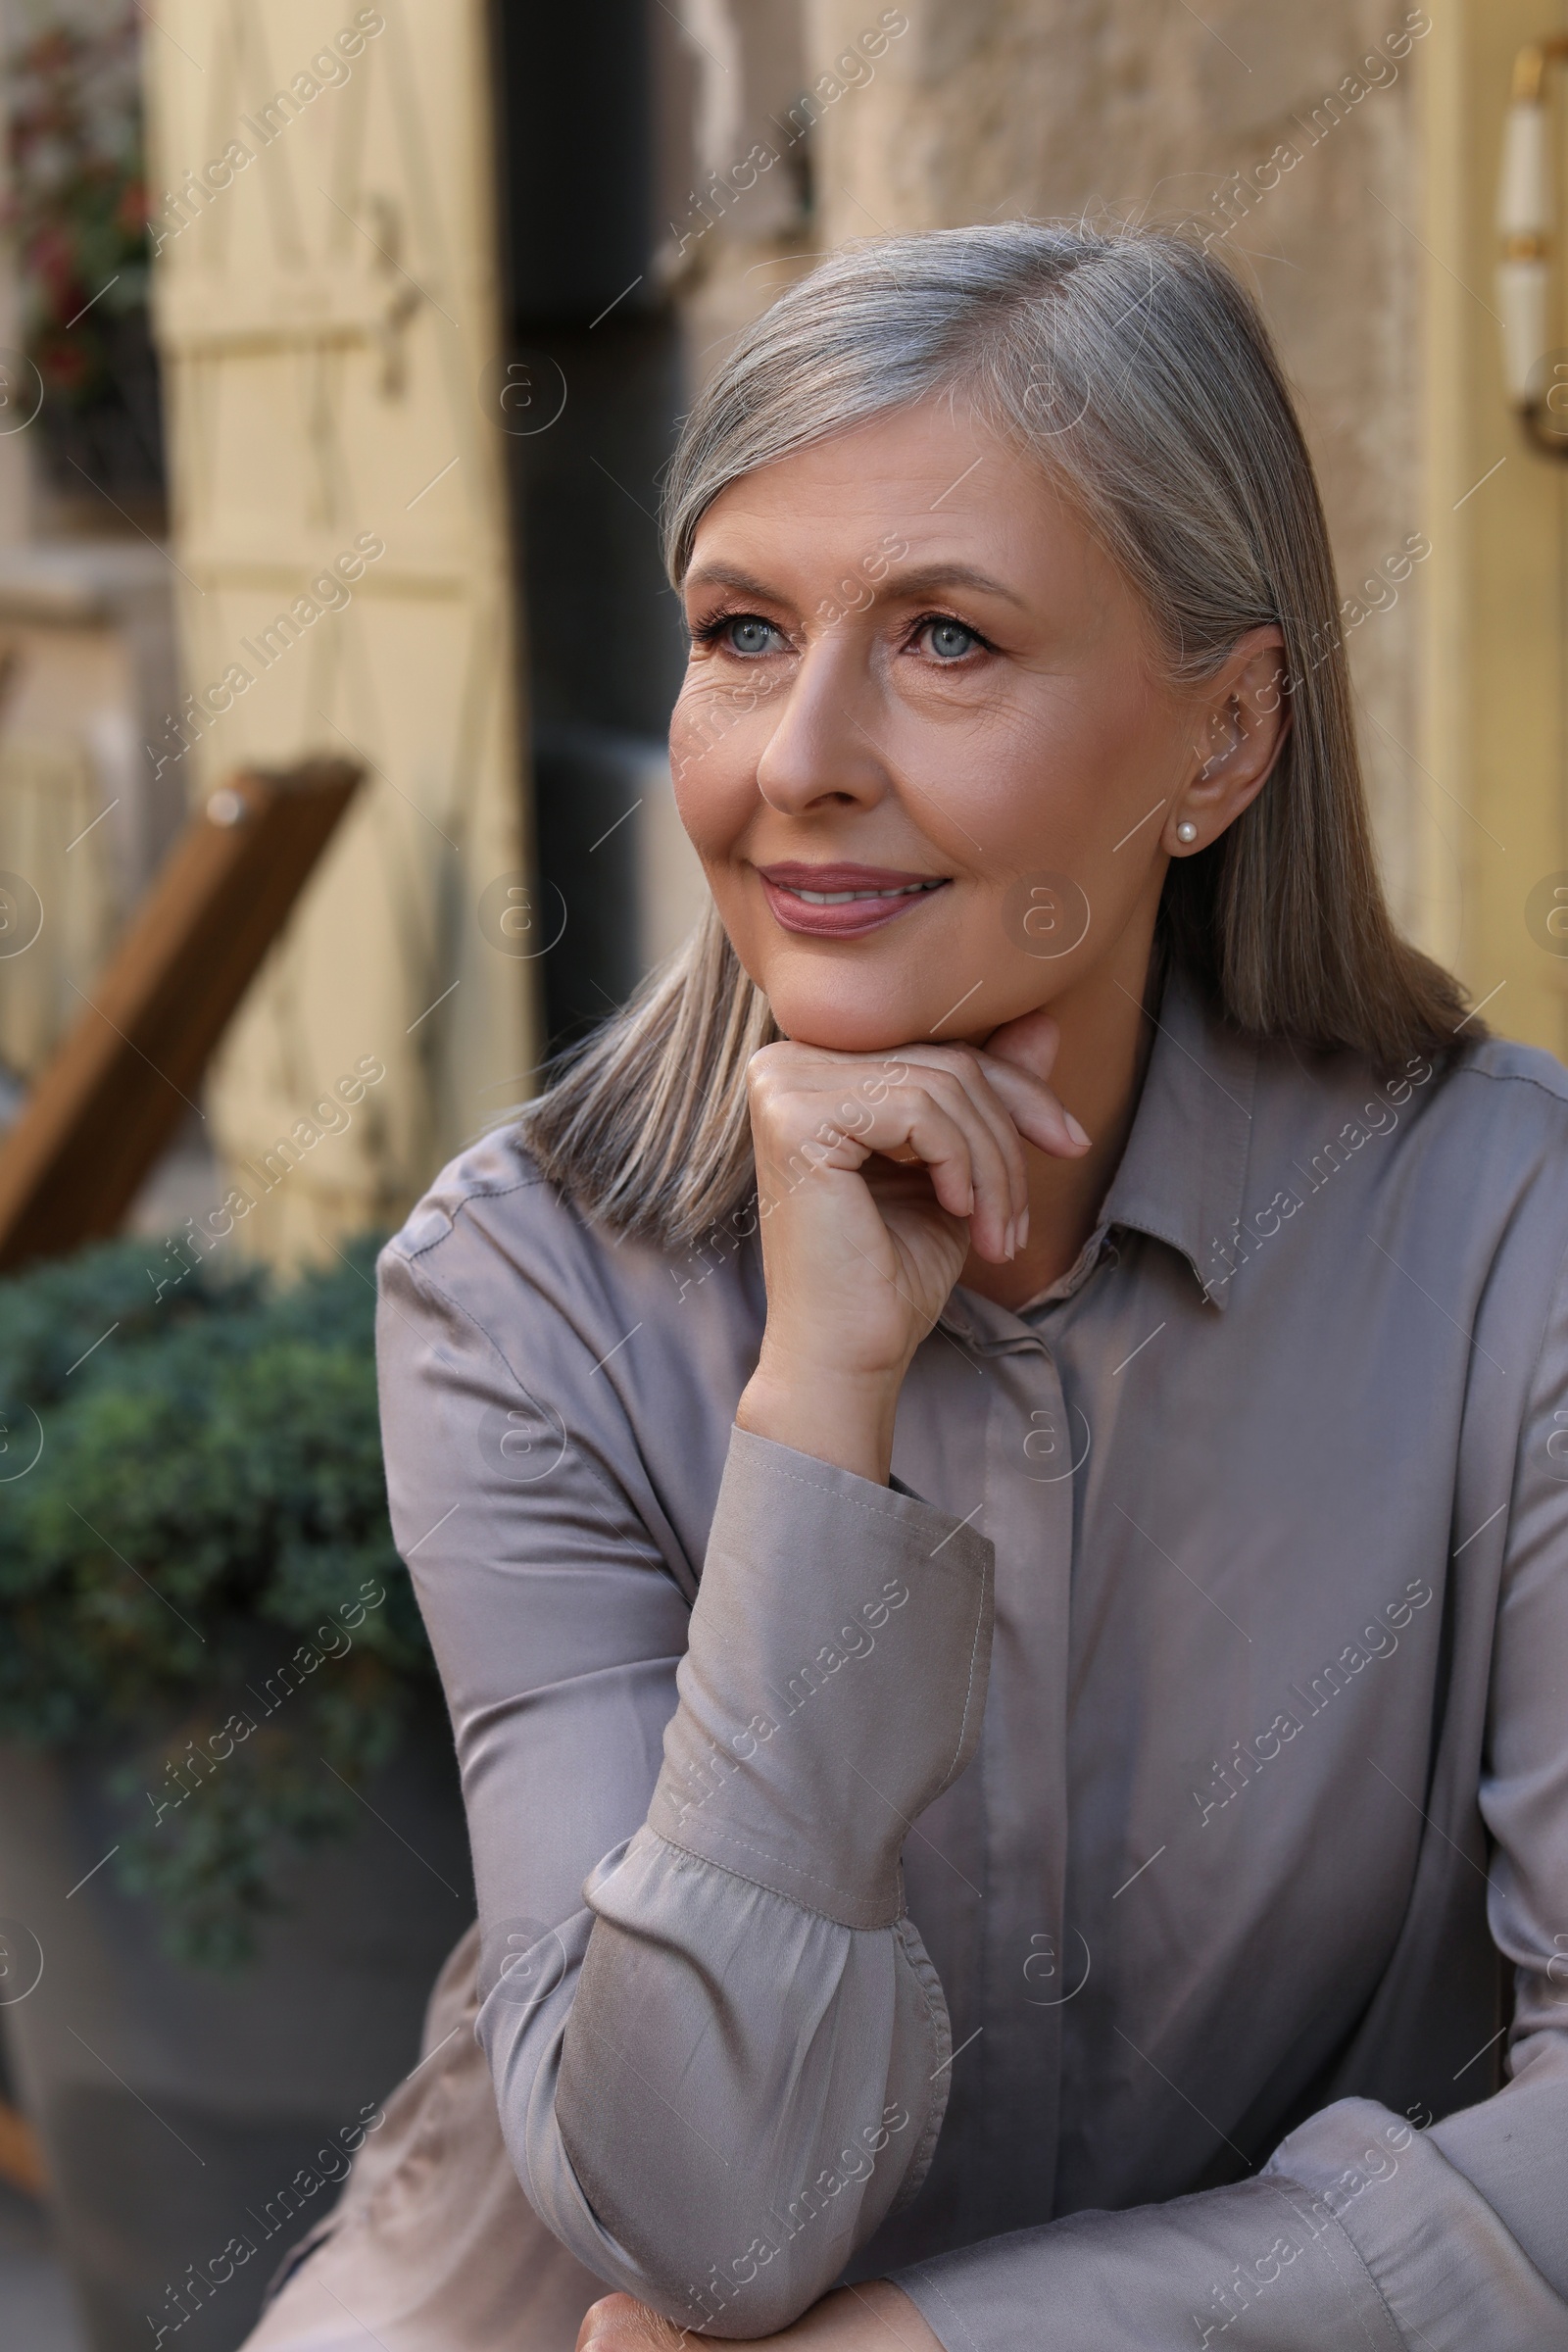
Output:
top-left (576, 2280), bottom-right (946, 2352)
top-left (736, 1004), bottom-right (1086, 1482)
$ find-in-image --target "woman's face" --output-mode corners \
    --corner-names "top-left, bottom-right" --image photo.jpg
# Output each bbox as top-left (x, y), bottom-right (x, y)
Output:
top-left (672, 397), bottom-right (1283, 1054)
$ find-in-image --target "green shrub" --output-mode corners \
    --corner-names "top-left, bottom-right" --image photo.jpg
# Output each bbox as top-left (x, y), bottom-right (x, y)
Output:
top-left (0, 1233), bottom-right (442, 1968)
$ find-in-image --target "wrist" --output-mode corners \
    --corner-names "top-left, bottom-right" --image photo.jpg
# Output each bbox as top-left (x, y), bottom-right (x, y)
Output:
top-left (736, 1355), bottom-right (904, 1486)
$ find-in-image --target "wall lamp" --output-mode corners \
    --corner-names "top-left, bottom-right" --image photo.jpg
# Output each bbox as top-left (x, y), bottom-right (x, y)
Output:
top-left (1498, 36), bottom-right (1568, 454)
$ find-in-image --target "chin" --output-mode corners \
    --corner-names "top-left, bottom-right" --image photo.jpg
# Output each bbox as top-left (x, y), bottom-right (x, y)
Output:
top-left (765, 988), bottom-right (936, 1056)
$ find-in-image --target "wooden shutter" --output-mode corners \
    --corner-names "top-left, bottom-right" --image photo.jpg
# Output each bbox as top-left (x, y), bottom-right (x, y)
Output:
top-left (144, 0), bottom-right (537, 1256)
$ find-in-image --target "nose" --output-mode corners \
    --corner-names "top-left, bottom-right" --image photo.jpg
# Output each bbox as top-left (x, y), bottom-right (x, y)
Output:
top-left (753, 635), bottom-right (895, 818)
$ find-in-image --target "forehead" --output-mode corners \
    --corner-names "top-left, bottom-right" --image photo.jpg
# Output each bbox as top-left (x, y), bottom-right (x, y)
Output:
top-left (685, 398), bottom-right (1119, 610)
top-left (698, 401), bottom-right (1016, 534)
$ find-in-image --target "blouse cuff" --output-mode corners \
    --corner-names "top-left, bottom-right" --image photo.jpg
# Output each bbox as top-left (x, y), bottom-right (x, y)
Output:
top-left (892, 2175), bottom-right (1402, 2352)
top-left (646, 1426), bottom-right (994, 1930)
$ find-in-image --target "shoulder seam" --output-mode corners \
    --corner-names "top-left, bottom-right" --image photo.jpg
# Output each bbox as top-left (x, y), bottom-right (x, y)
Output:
top-left (1446, 1055), bottom-right (1568, 1109)
top-left (395, 1164), bottom-right (547, 1266)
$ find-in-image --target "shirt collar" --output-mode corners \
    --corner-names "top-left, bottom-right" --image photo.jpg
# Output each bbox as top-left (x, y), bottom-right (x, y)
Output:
top-left (1099, 960), bottom-right (1258, 1312)
top-left (940, 961), bottom-right (1258, 1346)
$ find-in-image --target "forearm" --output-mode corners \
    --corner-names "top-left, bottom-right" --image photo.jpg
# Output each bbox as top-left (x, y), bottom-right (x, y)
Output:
top-left (503, 1425), bottom-right (995, 2328)
top-left (541, 1842), bottom-right (940, 2334)
top-left (887, 2089), bottom-right (1568, 2351)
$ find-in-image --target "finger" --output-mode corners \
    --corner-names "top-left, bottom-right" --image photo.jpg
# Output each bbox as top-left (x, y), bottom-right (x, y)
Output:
top-left (751, 1074), bottom-right (976, 1227)
top-left (575, 2293), bottom-right (627, 2352)
top-left (971, 1013), bottom-right (1091, 1158)
top-left (977, 1054), bottom-right (1090, 1156)
top-left (748, 1050), bottom-right (1029, 1255)
top-left (576, 2294), bottom-right (681, 2352)
top-left (881, 1093), bottom-right (982, 1228)
top-left (904, 1048), bottom-right (1033, 1217)
top-left (828, 1017), bottom-right (1087, 1169)
top-left (904, 1074), bottom-right (1019, 1258)
top-left (896, 1051), bottom-right (1030, 1250)
top-left (752, 1056), bottom-right (1023, 1258)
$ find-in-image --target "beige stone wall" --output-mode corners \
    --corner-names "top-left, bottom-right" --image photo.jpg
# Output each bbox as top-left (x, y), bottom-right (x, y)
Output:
top-left (802, 0), bottom-right (1433, 931)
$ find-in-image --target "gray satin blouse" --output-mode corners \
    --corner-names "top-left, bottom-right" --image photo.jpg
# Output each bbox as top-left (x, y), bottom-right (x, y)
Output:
top-left (245, 963), bottom-right (1568, 2352)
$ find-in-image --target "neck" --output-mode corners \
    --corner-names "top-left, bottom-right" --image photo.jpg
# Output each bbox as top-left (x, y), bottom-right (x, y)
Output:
top-left (960, 917), bottom-right (1163, 1312)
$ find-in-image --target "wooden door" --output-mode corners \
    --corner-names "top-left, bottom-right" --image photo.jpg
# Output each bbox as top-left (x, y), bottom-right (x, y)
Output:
top-left (143, 0), bottom-right (538, 1258)
top-left (1421, 0), bottom-right (1568, 1056)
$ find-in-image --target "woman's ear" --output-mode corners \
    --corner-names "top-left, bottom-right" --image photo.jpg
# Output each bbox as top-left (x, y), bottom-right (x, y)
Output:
top-left (1162, 626), bottom-right (1291, 858)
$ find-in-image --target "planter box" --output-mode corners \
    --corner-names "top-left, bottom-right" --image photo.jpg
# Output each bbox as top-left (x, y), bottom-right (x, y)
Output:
top-left (0, 1732), bottom-right (472, 2352)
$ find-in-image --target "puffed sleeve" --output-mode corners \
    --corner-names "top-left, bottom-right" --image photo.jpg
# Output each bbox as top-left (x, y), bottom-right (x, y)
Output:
top-left (375, 1224), bottom-right (994, 2336)
top-left (892, 1240), bottom-right (1568, 2352)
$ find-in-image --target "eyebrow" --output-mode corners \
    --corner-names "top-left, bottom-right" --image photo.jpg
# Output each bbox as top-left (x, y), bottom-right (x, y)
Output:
top-left (683, 564), bottom-right (785, 604)
top-left (885, 563), bottom-right (1029, 610)
top-left (683, 559), bottom-right (1030, 612)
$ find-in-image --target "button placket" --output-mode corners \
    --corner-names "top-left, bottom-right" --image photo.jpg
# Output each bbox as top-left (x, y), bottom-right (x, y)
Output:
top-left (975, 1336), bottom-right (1076, 2232)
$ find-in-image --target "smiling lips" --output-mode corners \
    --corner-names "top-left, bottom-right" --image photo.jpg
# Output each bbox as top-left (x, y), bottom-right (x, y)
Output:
top-left (757, 862), bottom-right (951, 939)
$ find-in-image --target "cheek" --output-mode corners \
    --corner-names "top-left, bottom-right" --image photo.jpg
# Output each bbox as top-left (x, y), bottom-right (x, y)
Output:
top-left (891, 688), bottom-right (1143, 869)
top-left (669, 691), bottom-right (766, 857)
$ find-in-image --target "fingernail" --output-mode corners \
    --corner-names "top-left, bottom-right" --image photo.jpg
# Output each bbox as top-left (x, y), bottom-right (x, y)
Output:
top-left (1064, 1113), bottom-right (1091, 1148)
top-left (1017, 1209), bottom-right (1030, 1250)
top-left (1005, 1219), bottom-right (1017, 1259)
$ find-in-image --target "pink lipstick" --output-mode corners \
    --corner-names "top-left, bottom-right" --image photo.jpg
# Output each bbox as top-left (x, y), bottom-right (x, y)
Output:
top-left (756, 861), bottom-right (950, 940)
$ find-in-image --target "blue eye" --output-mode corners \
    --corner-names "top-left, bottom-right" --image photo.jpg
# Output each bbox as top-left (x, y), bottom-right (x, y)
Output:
top-left (720, 614), bottom-right (780, 656)
top-left (924, 618), bottom-right (979, 661)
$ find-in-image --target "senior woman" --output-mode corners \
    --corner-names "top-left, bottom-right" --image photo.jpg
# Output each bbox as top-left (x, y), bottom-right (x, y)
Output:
top-left (244, 222), bottom-right (1568, 2352)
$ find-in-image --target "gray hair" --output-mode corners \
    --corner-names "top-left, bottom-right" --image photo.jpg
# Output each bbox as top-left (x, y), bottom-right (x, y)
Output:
top-left (522, 220), bottom-right (1472, 1247)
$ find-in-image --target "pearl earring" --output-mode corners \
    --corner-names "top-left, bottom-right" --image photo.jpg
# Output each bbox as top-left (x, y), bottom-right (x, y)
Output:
top-left (1176, 820), bottom-right (1199, 844)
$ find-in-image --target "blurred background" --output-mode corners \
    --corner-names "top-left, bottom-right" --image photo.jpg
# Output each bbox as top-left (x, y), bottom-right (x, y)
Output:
top-left (0, 1), bottom-right (1563, 2346)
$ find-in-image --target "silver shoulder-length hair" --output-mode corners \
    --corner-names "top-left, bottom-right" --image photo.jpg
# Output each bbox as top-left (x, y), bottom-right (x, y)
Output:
top-left (521, 220), bottom-right (1472, 1248)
